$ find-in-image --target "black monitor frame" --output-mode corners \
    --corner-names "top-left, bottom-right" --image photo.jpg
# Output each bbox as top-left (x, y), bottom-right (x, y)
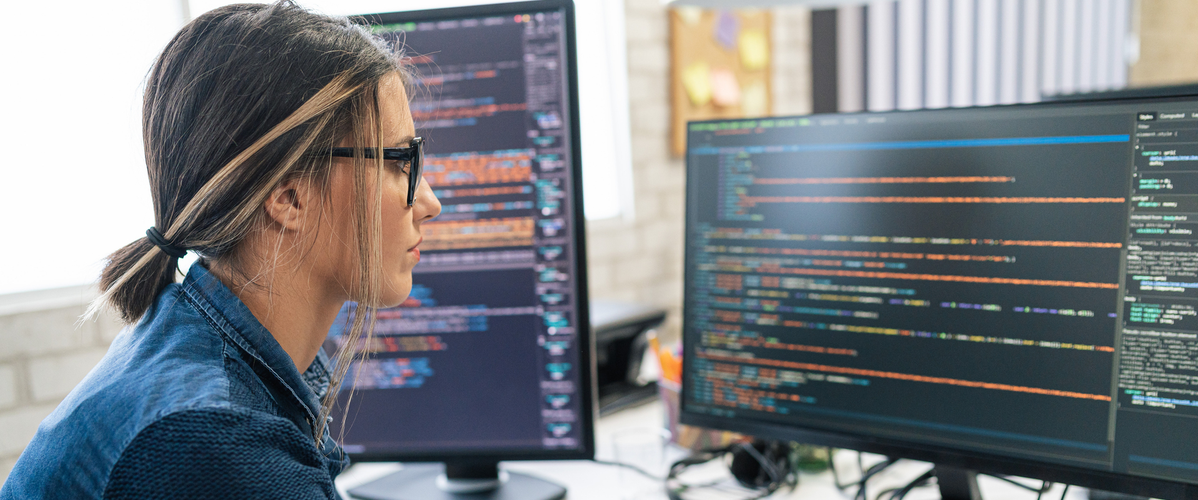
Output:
top-left (345, 0), bottom-right (596, 466)
top-left (680, 91), bottom-right (1198, 500)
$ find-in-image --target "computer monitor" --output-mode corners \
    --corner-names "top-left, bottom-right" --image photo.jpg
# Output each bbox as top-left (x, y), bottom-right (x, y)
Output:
top-left (682, 96), bottom-right (1198, 499)
top-left (323, 2), bottom-right (593, 499)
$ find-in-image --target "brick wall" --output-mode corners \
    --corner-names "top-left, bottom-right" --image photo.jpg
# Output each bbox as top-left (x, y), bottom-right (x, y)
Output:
top-left (0, 290), bottom-right (124, 483)
top-left (0, 1), bottom-right (812, 486)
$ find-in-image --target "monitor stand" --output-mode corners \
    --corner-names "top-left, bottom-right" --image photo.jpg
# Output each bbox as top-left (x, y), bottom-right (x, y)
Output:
top-left (935, 465), bottom-right (982, 500)
top-left (347, 462), bottom-right (566, 500)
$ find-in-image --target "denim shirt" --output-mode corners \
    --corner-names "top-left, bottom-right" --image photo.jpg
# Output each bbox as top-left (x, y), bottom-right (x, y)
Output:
top-left (0, 263), bottom-right (349, 499)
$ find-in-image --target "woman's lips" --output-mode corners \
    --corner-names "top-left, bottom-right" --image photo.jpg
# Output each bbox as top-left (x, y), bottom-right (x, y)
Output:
top-left (409, 238), bottom-right (422, 260)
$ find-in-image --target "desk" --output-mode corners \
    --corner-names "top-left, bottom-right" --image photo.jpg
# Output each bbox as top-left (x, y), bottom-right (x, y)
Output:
top-left (335, 401), bottom-right (1093, 500)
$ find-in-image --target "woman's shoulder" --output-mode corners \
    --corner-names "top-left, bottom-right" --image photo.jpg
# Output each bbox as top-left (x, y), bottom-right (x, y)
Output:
top-left (0, 283), bottom-right (247, 499)
top-left (103, 406), bottom-right (339, 499)
top-left (98, 282), bottom-right (234, 416)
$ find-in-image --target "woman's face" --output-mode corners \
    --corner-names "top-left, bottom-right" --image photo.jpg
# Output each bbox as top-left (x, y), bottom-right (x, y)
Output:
top-left (325, 72), bottom-right (441, 307)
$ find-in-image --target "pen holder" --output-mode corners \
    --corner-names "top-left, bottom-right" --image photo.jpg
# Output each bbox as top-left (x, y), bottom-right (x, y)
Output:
top-left (658, 377), bottom-right (741, 451)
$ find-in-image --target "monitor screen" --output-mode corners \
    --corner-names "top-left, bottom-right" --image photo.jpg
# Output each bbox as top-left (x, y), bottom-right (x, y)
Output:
top-left (682, 98), bottom-right (1198, 491)
top-left (325, 0), bottom-right (591, 461)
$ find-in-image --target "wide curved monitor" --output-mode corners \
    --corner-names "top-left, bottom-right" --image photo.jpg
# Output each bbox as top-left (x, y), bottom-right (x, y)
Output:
top-left (682, 95), bottom-right (1198, 498)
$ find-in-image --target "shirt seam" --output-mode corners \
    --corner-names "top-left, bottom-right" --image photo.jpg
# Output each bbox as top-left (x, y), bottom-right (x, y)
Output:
top-left (179, 278), bottom-right (319, 429)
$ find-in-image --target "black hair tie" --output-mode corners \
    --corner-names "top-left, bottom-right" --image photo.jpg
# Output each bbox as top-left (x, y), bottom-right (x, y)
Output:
top-left (146, 227), bottom-right (187, 259)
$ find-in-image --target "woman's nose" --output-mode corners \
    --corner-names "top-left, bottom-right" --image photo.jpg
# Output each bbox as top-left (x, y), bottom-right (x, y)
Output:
top-left (414, 176), bottom-right (441, 221)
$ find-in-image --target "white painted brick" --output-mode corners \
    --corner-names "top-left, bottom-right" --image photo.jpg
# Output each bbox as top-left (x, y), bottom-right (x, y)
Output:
top-left (586, 261), bottom-right (615, 299)
top-left (631, 101), bottom-right (670, 136)
top-left (624, 15), bottom-right (666, 44)
top-left (637, 225), bottom-right (675, 255)
top-left (631, 191), bottom-right (661, 222)
top-left (656, 277), bottom-right (685, 304)
top-left (624, 0), bottom-right (664, 17)
top-left (630, 134), bottom-right (669, 166)
top-left (93, 309), bottom-right (127, 345)
top-left (640, 220), bottom-right (678, 253)
top-left (627, 74), bottom-right (667, 105)
top-left (593, 225), bottom-right (642, 262)
top-left (0, 306), bottom-right (92, 359)
top-left (0, 404), bottom-right (58, 456)
top-left (585, 224), bottom-right (624, 261)
top-left (662, 190), bottom-right (685, 218)
top-left (0, 365), bottom-right (15, 409)
top-left (0, 455), bottom-right (17, 490)
top-left (28, 349), bottom-right (107, 403)
top-left (627, 45), bottom-right (668, 74)
top-left (614, 255), bottom-right (661, 287)
top-left (605, 288), bottom-right (640, 303)
top-left (641, 163), bottom-right (685, 192)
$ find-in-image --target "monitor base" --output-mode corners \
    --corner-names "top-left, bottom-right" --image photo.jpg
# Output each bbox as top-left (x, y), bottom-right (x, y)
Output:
top-left (347, 463), bottom-right (566, 500)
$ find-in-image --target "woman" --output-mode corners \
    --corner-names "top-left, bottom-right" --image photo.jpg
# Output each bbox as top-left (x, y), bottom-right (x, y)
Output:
top-left (0, 2), bottom-right (439, 498)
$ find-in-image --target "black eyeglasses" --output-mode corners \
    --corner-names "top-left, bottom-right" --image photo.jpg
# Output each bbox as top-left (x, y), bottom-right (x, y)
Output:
top-left (327, 136), bottom-right (424, 206)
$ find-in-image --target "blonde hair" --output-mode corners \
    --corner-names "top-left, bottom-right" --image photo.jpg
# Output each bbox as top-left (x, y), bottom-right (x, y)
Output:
top-left (92, 1), bottom-right (407, 441)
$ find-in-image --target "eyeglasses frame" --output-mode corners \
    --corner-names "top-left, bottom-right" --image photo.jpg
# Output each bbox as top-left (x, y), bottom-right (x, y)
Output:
top-left (326, 136), bottom-right (424, 206)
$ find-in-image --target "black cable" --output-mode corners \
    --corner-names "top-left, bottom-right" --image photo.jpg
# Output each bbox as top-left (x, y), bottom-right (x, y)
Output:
top-left (887, 468), bottom-right (937, 500)
top-left (1060, 484), bottom-right (1071, 500)
top-left (665, 445), bottom-right (735, 500)
top-left (665, 443), bottom-right (798, 500)
top-left (1035, 481), bottom-right (1056, 500)
top-left (829, 449), bottom-right (863, 491)
top-left (874, 486), bottom-right (904, 500)
top-left (982, 474), bottom-right (1047, 492)
top-left (854, 458), bottom-right (899, 500)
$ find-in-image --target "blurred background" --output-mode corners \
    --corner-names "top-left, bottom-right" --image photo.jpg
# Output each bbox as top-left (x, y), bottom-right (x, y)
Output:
top-left (2, 0), bottom-right (1197, 484)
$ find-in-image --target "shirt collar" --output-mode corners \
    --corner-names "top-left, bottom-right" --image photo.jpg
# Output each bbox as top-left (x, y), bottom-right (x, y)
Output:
top-left (180, 262), bottom-right (330, 425)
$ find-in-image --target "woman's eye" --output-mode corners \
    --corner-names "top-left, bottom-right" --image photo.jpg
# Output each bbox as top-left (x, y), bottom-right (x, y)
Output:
top-left (393, 160), bottom-right (411, 174)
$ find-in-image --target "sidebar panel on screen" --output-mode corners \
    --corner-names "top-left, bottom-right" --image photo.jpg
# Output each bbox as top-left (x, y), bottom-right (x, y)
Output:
top-left (1115, 110), bottom-right (1198, 483)
top-left (326, 9), bottom-right (583, 455)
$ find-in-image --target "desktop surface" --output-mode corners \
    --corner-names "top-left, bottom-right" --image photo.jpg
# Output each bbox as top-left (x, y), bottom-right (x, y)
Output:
top-left (681, 100), bottom-right (1198, 494)
top-left (336, 400), bottom-right (1095, 500)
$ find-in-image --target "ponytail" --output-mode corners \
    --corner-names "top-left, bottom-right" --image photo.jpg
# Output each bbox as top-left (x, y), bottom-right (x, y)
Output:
top-left (95, 238), bottom-right (181, 323)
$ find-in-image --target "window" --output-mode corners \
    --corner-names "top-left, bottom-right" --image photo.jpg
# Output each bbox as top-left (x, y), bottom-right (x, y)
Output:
top-left (0, 0), bottom-right (632, 295)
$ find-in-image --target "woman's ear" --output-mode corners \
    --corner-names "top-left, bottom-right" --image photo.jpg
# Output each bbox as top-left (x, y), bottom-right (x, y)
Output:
top-left (263, 178), bottom-right (315, 232)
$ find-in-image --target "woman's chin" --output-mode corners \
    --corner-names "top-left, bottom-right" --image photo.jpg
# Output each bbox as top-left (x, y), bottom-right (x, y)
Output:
top-left (376, 277), bottom-right (413, 308)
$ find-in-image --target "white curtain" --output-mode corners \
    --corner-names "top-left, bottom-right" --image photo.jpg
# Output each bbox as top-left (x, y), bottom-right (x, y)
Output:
top-left (839, 0), bottom-right (1132, 112)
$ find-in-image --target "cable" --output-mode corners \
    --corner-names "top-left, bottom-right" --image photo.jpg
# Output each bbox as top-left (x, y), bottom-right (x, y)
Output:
top-left (981, 474), bottom-right (1047, 493)
top-left (1037, 480), bottom-right (1055, 498)
top-left (665, 442), bottom-right (797, 500)
top-left (665, 445), bottom-right (736, 500)
top-left (885, 468), bottom-right (937, 500)
top-left (1060, 484), bottom-right (1071, 500)
top-left (829, 449), bottom-right (863, 491)
top-left (853, 458), bottom-right (899, 500)
top-left (593, 459), bottom-right (665, 481)
top-left (1035, 481), bottom-right (1056, 500)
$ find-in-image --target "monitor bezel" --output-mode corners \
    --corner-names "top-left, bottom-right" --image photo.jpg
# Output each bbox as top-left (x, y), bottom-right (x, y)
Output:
top-left (680, 92), bottom-right (1198, 500)
top-left (345, 0), bottom-right (596, 464)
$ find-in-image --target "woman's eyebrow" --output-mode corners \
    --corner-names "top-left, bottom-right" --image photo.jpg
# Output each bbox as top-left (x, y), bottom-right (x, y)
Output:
top-left (391, 134), bottom-right (416, 147)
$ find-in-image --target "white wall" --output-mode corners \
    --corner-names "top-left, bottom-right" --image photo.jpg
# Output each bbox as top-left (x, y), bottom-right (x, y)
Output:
top-left (0, 1), bottom-right (187, 295)
top-left (0, 0), bottom-right (634, 297)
